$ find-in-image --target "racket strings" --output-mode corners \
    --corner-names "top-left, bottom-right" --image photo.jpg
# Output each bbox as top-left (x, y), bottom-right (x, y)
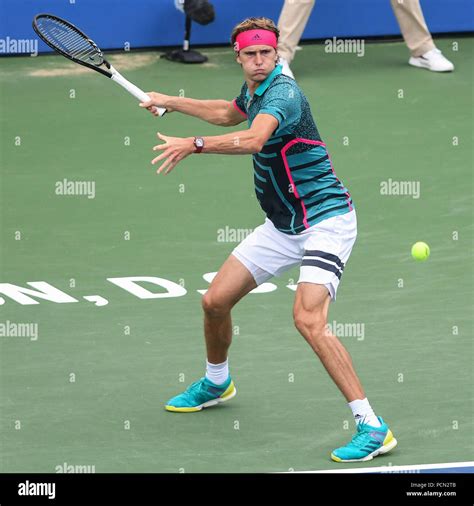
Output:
top-left (36, 17), bottom-right (103, 66)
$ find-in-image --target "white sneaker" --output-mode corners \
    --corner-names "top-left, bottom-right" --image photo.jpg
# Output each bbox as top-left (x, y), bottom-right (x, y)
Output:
top-left (278, 57), bottom-right (295, 79)
top-left (409, 48), bottom-right (454, 72)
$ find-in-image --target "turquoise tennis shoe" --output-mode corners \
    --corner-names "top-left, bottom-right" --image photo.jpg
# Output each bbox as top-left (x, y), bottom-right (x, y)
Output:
top-left (331, 417), bottom-right (397, 462)
top-left (165, 376), bottom-right (236, 412)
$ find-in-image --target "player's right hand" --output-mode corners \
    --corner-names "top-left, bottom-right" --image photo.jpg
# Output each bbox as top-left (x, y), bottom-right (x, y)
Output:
top-left (140, 92), bottom-right (172, 115)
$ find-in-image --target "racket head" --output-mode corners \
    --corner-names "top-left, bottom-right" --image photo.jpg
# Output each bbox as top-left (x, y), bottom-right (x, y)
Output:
top-left (33, 13), bottom-right (111, 77)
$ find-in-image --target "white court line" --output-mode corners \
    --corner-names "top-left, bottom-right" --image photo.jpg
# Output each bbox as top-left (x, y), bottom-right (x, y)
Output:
top-left (290, 461), bottom-right (474, 474)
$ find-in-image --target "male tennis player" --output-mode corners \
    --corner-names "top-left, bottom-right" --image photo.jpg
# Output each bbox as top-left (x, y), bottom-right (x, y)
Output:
top-left (140, 17), bottom-right (397, 463)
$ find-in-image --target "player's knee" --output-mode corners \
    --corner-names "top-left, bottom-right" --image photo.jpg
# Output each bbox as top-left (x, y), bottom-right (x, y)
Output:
top-left (293, 308), bottom-right (327, 338)
top-left (202, 291), bottom-right (231, 317)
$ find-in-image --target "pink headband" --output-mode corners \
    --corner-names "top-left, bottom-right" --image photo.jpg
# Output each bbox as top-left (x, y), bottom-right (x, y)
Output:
top-left (234, 29), bottom-right (277, 52)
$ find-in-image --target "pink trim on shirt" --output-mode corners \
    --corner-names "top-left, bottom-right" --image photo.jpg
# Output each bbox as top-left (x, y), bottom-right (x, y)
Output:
top-left (232, 99), bottom-right (247, 118)
top-left (281, 138), bottom-right (353, 230)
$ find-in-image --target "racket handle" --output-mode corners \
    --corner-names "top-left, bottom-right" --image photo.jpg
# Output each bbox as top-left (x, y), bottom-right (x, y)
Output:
top-left (110, 68), bottom-right (166, 117)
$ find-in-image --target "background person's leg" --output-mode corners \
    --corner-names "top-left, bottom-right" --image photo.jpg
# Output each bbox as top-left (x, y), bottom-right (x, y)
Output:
top-left (390, 0), bottom-right (454, 70)
top-left (390, 0), bottom-right (434, 56)
top-left (277, 0), bottom-right (316, 64)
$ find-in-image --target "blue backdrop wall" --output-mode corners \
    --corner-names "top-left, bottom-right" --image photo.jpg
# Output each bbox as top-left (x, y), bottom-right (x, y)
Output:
top-left (1, 0), bottom-right (473, 54)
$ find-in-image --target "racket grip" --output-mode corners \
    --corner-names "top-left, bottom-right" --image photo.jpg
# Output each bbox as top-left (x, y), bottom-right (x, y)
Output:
top-left (111, 70), bottom-right (166, 117)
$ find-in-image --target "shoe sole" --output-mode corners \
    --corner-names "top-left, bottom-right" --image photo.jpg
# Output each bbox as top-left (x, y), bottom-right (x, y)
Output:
top-left (331, 435), bottom-right (398, 463)
top-left (165, 383), bottom-right (237, 413)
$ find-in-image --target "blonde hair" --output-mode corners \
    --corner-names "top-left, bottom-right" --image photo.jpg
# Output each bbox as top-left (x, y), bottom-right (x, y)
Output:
top-left (230, 17), bottom-right (279, 49)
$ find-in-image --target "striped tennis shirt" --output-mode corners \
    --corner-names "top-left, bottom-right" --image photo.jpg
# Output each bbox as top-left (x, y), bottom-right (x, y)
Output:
top-left (232, 64), bottom-right (353, 235)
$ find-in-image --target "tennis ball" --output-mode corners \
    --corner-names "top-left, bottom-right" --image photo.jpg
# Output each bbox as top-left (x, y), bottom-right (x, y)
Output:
top-left (411, 242), bottom-right (430, 261)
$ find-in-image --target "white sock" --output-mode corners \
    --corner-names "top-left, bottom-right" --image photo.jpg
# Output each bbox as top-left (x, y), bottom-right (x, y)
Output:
top-left (348, 398), bottom-right (381, 427)
top-left (205, 359), bottom-right (229, 385)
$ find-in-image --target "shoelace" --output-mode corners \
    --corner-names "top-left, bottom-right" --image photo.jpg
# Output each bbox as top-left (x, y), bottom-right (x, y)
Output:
top-left (350, 423), bottom-right (376, 447)
top-left (185, 379), bottom-right (205, 394)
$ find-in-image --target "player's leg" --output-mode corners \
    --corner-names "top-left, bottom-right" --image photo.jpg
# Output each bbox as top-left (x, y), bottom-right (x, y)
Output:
top-left (165, 253), bottom-right (270, 413)
top-left (294, 283), bottom-right (397, 462)
top-left (165, 218), bottom-right (300, 413)
top-left (293, 283), bottom-right (365, 402)
top-left (295, 210), bottom-right (397, 461)
top-left (202, 254), bottom-right (257, 364)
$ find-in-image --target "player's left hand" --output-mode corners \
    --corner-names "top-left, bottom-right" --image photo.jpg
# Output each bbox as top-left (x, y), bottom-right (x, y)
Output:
top-left (151, 132), bottom-right (195, 175)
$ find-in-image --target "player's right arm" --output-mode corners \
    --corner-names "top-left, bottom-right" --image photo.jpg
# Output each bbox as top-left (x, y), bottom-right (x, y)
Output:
top-left (140, 93), bottom-right (246, 127)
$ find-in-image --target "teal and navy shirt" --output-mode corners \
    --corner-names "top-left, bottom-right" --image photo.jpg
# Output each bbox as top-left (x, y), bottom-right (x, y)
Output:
top-left (232, 64), bottom-right (353, 235)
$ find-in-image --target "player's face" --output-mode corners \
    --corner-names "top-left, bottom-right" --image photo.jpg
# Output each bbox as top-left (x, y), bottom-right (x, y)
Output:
top-left (237, 45), bottom-right (278, 82)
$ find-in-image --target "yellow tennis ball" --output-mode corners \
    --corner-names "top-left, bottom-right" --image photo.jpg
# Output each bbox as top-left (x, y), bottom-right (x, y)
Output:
top-left (411, 242), bottom-right (430, 261)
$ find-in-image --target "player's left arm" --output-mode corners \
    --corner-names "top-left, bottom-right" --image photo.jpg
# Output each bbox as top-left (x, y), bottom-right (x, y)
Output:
top-left (151, 113), bottom-right (278, 174)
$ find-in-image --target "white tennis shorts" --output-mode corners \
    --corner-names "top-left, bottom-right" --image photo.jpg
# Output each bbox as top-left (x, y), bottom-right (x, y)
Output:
top-left (232, 210), bottom-right (357, 300)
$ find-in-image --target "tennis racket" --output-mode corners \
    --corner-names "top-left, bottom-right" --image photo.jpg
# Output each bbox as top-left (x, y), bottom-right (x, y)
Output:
top-left (32, 13), bottom-right (166, 116)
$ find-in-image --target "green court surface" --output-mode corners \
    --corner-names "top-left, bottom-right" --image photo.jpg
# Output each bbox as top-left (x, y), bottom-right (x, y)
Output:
top-left (0, 38), bottom-right (472, 473)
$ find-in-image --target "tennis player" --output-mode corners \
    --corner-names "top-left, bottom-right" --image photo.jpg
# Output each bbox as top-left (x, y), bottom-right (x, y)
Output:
top-left (140, 17), bottom-right (397, 463)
